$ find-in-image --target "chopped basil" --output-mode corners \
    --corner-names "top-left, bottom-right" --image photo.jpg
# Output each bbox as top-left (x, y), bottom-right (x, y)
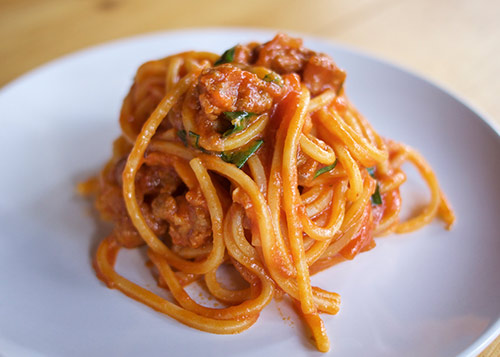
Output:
top-left (222, 111), bottom-right (256, 137)
top-left (221, 140), bottom-right (263, 168)
top-left (367, 167), bottom-right (382, 204)
top-left (177, 130), bottom-right (188, 146)
top-left (371, 184), bottom-right (382, 205)
top-left (188, 131), bottom-right (208, 152)
top-left (214, 46), bottom-right (236, 66)
top-left (177, 130), bottom-right (207, 152)
top-left (263, 72), bottom-right (284, 86)
top-left (314, 160), bottom-right (338, 179)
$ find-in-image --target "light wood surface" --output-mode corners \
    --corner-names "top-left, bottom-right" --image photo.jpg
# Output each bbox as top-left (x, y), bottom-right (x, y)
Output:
top-left (1, 0), bottom-right (499, 128)
top-left (1, 0), bottom-right (498, 355)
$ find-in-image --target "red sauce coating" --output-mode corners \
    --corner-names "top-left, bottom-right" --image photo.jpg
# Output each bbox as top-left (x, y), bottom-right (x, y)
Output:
top-left (97, 34), bottom-right (348, 250)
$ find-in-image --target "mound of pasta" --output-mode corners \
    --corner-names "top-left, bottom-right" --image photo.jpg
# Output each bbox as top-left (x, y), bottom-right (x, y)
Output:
top-left (79, 34), bottom-right (455, 352)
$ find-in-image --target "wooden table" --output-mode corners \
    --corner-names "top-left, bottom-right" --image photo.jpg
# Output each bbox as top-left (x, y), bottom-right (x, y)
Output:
top-left (1, 0), bottom-right (498, 355)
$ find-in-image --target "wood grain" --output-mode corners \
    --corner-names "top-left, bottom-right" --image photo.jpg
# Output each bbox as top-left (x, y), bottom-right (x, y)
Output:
top-left (1, 0), bottom-right (498, 354)
top-left (1, 0), bottom-right (499, 127)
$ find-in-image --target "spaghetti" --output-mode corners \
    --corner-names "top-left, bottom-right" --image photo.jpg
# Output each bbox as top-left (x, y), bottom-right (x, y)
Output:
top-left (80, 34), bottom-right (455, 352)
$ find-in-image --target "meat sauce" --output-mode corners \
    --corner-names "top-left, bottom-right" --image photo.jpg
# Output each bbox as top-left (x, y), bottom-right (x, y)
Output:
top-left (97, 34), bottom-right (346, 249)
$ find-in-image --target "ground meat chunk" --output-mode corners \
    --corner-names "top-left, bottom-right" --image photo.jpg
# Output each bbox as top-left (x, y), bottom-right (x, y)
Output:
top-left (136, 159), bottom-right (182, 197)
top-left (197, 64), bottom-right (274, 118)
top-left (254, 34), bottom-right (346, 96)
top-left (302, 54), bottom-right (346, 96)
top-left (152, 188), bottom-right (212, 248)
top-left (255, 33), bottom-right (312, 74)
top-left (96, 183), bottom-right (167, 248)
top-left (95, 154), bottom-right (181, 248)
top-left (233, 43), bottom-right (258, 65)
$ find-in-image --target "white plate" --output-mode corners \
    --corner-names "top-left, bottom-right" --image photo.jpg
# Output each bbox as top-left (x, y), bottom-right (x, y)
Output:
top-left (1, 29), bottom-right (499, 357)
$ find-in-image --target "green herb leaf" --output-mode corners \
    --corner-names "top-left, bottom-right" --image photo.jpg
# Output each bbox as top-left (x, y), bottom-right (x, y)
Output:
top-left (371, 183), bottom-right (382, 205)
top-left (223, 111), bottom-right (255, 121)
top-left (367, 167), bottom-right (382, 204)
top-left (222, 111), bottom-right (256, 137)
top-left (221, 140), bottom-right (263, 168)
top-left (214, 46), bottom-right (236, 66)
top-left (177, 130), bottom-right (188, 146)
top-left (314, 160), bottom-right (338, 179)
top-left (188, 131), bottom-right (208, 153)
top-left (263, 72), bottom-right (284, 86)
